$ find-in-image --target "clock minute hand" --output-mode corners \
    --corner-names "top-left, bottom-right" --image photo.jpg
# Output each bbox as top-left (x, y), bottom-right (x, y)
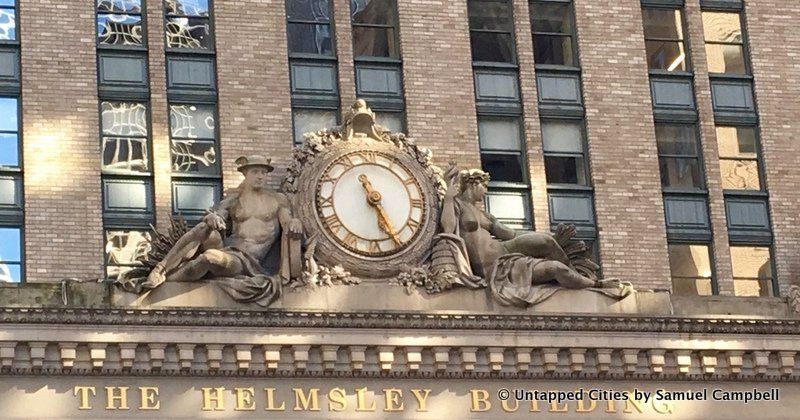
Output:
top-left (358, 174), bottom-right (403, 246)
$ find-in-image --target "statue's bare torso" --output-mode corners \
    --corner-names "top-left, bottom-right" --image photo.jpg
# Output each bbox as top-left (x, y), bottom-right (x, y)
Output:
top-left (226, 188), bottom-right (287, 261)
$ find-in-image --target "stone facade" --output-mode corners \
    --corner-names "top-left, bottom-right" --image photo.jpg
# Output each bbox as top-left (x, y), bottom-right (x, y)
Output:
top-left (10, 0), bottom-right (800, 296)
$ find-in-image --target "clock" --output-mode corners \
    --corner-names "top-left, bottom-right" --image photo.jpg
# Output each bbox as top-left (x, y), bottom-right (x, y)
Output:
top-left (286, 131), bottom-right (443, 278)
top-left (316, 150), bottom-right (426, 257)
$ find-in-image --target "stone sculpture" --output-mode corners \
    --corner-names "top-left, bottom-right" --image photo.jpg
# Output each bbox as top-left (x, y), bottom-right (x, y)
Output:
top-left (117, 155), bottom-right (303, 306)
top-left (438, 164), bottom-right (633, 307)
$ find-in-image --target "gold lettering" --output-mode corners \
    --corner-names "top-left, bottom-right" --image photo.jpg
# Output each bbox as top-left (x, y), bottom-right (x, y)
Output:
top-left (653, 400), bottom-right (674, 415)
top-left (383, 389), bottom-right (404, 412)
top-left (105, 387), bottom-right (129, 410)
top-left (550, 401), bottom-right (569, 412)
top-left (469, 389), bottom-right (491, 412)
top-left (235, 388), bottom-right (256, 411)
top-left (74, 386), bottom-right (96, 410)
top-left (355, 387), bottom-right (377, 412)
top-left (623, 393), bottom-right (645, 414)
top-left (328, 387), bottom-right (348, 412)
top-left (293, 388), bottom-right (321, 411)
top-left (577, 398), bottom-right (596, 413)
top-left (139, 387), bottom-right (160, 410)
top-left (410, 389), bottom-right (431, 412)
top-left (501, 399), bottom-right (519, 413)
top-left (605, 400), bottom-right (617, 413)
top-left (201, 387), bottom-right (225, 411)
top-left (530, 400), bottom-right (540, 412)
top-left (264, 388), bottom-right (286, 411)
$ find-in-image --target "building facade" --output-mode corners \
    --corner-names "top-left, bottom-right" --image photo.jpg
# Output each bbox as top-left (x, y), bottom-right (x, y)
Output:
top-left (1, 0), bottom-right (800, 418)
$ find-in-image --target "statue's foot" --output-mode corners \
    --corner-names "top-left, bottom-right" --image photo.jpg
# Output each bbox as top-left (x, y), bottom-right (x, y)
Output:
top-left (595, 278), bottom-right (621, 289)
top-left (141, 264), bottom-right (166, 290)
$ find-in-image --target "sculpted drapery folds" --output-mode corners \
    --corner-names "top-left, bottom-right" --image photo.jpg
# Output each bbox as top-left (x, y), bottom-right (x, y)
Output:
top-left (438, 164), bottom-right (634, 307)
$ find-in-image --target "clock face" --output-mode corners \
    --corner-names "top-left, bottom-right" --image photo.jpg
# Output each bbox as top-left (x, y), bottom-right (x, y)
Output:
top-left (316, 151), bottom-right (426, 257)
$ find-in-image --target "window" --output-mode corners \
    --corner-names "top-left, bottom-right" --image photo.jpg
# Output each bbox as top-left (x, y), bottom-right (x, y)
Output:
top-left (169, 103), bottom-right (219, 175)
top-left (165, 0), bottom-right (212, 50)
top-left (541, 120), bottom-right (588, 185)
top-left (0, 97), bottom-right (17, 168)
top-left (478, 117), bottom-right (525, 183)
top-left (0, 95), bottom-right (21, 283)
top-left (97, 0), bottom-right (144, 46)
top-left (702, 11), bottom-right (747, 75)
top-left (716, 126), bottom-right (761, 191)
top-left (468, 0), bottom-right (515, 64)
top-left (101, 102), bottom-right (150, 174)
top-left (0, 226), bottom-right (20, 282)
top-left (292, 109), bottom-right (337, 145)
top-left (731, 245), bottom-right (774, 297)
top-left (655, 123), bottom-right (704, 190)
top-left (374, 111), bottom-right (404, 134)
top-left (351, 0), bottom-right (398, 59)
top-left (104, 229), bottom-right (151, 281)
top-left (485, 190), bottom-right (531, 230)
top-left (668, 243), bottom-right (714, 296)
top-left (286, 0), bottom-right (333, 56)
top-left (529, 1), bottom-right (575, 66)
top-left (642, 7), bottom-right (687, 72)
top-left (0, 0), bottom-right (16, 41)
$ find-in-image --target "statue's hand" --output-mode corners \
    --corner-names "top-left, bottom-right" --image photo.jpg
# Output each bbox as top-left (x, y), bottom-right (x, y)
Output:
top-left (203, 212), bottom-right (227, 231)
top-left (444, 162), bottom-right (460, 187)
top-left (288, 218), bottom-right (303, 236)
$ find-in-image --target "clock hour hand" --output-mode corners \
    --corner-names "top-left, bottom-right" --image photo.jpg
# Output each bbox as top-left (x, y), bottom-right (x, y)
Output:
top-left (358, 174), bottom-right (402, 246)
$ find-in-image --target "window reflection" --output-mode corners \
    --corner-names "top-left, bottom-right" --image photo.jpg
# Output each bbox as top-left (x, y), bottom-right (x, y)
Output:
top-left (668, 244), bottom-right (713, 296)
top-left (530, 2), bottom-right (575, 66)
top-left (642, 8), bottom-right (687, 71)
top-left (731, 246), bottom-right (774, 297)
top-left (702, 12), bottom-right (747, 75)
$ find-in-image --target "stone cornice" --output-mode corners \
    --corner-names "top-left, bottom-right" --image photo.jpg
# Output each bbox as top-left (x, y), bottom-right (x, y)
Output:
top-left (2, 307), bottom-right (799, 334)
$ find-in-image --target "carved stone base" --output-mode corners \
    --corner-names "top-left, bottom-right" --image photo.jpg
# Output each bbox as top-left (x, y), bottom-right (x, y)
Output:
top-left (112, 281), bottom-right (672, 314)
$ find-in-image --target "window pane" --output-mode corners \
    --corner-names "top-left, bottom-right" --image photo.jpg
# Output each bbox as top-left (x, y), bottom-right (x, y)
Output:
top-left (533, 35), bottom-right (574, 66)
top-left (0, 176), bottom-right (20, 206)
top-left (733, 279), bottom-right (773, 297)
top-left (530, 2), bottom-right (572, 34)
top-left (642, 8), bottom-right (684, 40)
top-left (659, 157), bottom-right (702, 189)
top-left (672, 277), bottom-right (713, 296)
top-left (0, 9), bottom-right (15, 41)
top-left (351, 0), bottom-right (395, 25)
top-left (352, 26), bottom-right (398, 58)
top-left (166, 17), bottom-right (212, 49)
top-left (166, 0), bottom-right (210, 17)
top-left (541, 121), bottom-right (583, 153)
top-left (545, 156), bottom-right (586, 185)
top-left (287, 23), bottom-right (333, 55)
top-left (286, 0), bottom-right (330, 22)
top-left (0, 97), bottom-right (17, 131)
top-left (102, 136), bottom-right (149, 173)
top-left (486, 191), bottom-right (529, 221)
top-left (481, 153), bottom-right (525, 183)
top-left (101, 102), bottom-right (148, 137)
top-left (97, 14), bottom-right (143, 46)
top-left (97, 0), bottom-right (142, 14)
top-left (478, 118), bottom-right (520, 151)
top-left (374, 112), bottom-right (403, 134)
top-left (170, 104), bottom-right (215, 139)
top-left (731, 246), bottom-right (772, 279)
top-left (646, 41), bottom-right (686, 71)
top-left (720, 159), bottom-right (760, 190)
top-left (716, 126), bottom-right (757, 159)
top-left (0, 133), bottom-right (17, 167)
top-left (470, 32), bottom-right (515, 63)
top-left (293, 109), bottom-right (337, 144)
top-left (655, 124), bottom-right (697, 156)
top-left (173, 182), bottom-right (220, 213)
top-left (705, 44), bottom-right (746, 74)
top-left (105, 180), bottom-right (149, 211)
top-left (0, 263), bottom-right (21, 283)
top-left (702, 12), bottom-right (742, 43)
top-left (468, 0), bottom-right (513, 31)
top-left (668, 244), bottom-right (712, 278)
top-left (105, 230), bottom-right (151, 280)
top-left (0, 227), bottom-right (21, 262)
top-left (171, 140), bottom-right (218, 173)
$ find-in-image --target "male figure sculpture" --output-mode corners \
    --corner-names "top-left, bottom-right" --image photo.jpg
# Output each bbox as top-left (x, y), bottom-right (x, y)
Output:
top-left (143, 155), bottom-right (302, 290)
top-left (440, 165), bottom-right (631, 306)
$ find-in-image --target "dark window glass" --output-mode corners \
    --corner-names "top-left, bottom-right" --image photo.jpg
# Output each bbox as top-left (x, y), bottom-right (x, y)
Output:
top-left (481, 153), bottom-right (525, 183)
top-left (352, 26), bottom-right (398, 58)
top-left (470, 32), bottom-right (515, 63)
top-left (530, 2), bottom-right (571, 33)
top-left (668, 244), bottom-right (714, 296)
top-left (659, 158), bottom-right (702, 189)
top-left (642, 8), bottom-right (683, 40)
top-left (545, 155), bottom-right (586, 185)
top-left (642, 8), bottom-right (687, 71)
top-left (287, 23), bottom-right (333, 55)
top-left (645, 41), bottom-right (686, 71)
top-left (541, 120), bottom-right (588, 186)
top-left (351, 0), bottom-right (395, 25)
top-left (533, 34), bottom-right (574, 66)
top-left (530, 2), bottom-right (575, 66)
top-left (468, 0), bottom-right (513, 31)
top-left (656, 123), bottom-right (703, 189)
top-left (655, 124), bottom-right (698, 156)
top-left (287, 0), bottom-right (330, 21)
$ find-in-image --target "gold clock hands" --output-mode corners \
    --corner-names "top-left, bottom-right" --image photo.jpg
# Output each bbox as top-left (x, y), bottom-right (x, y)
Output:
top-left (358, 174), bottom-right (403, 246)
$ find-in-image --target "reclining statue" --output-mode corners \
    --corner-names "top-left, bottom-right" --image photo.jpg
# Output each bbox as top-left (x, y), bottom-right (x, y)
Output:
top-left (439, 164), bottom-right (633, 307)
top-left (118, 155), bottom-right (302, 306)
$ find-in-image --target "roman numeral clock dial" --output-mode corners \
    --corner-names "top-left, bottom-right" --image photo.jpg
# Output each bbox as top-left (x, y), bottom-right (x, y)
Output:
top-left (315, 151), bottom-right (427, 258)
